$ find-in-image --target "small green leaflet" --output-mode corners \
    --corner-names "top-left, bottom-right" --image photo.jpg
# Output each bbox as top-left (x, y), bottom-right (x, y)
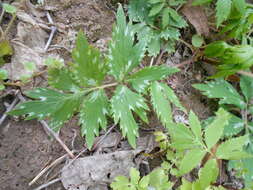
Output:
top-left (110, 175), bottom-right (133, 190)
top-left (0, 69), bottom-right (8, 80)
top-left (180, 179), bottom-right (193, 190)
top-left (2, 3), bottom-right (17, 14)
top-left (72, 31), bottom-right (105, 87)
top-left (233, 0), bottom-right (246, 15)
top-left (9, 88), bottom-right (82, 131)
top-left (204, 41), bottom-right (229, 58)
top-left (148, 168), bottom-right (173, 190)
top-left (111, 167), bottom-right (172, 190)
top-left (240, 75), bottom-right (253, 101)
top-left (169, 123), bottom-right (201, 150)
top-left (216, 0), bottom-right (232, 27)
top-left (111, 85), bottom-right (149, 148)
top-left (108, 5), bottom-right (145, 81)
top-left (178, 149), bottom-right (206, 176)
top-left (204, 108), bottom-right (230, 149)
top-left (162, 8), bottom-right (170, 29)
top-left (130, 168), bottom-right (140, 186)
top-left (189, 111), bottom-right (203, 142)
top-left (192, 34), bottom-right (204, 48)
top-left (204, 113), bottom-right (247, 138)
top-left (128, 0), bottom-right (152, 23)
top-left (216, 135), bottom-right (253, 160)
top-left (126, 65), bottom-right (179, 92)
top-left (149, 2), bottom-right (165, 17)
top-left (150, 81), bottom-right (185, 128)
top-left (197, 159), bottom-right (219, 189)
top-left (0, 69), bottom-right (7, 90)
top-left (223, 114), bottom-right (245, 137)
top-left (167, 7), bottom-right (187, 28)
top-left (193, 79), bottom-right (246, 109)
top-left (79, 90), bottom-right (109, 149)
top-left (0, 40), bottom-right (13, 57)
top-left (179, 159), bottom-right (218, 189)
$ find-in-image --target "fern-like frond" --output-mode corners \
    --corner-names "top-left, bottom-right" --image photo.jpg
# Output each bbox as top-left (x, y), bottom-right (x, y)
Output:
top-left (150, 81), bottom-right (185, 127)
top-left (108, 5), bottom-right (145, 81)
top-left (72, 31), bottom-right (106, 87)
top-left (193, 79), bottom-right (246, 109)
top-left (111, 85), bottom-right (149, 148)
top-left (9, 88), bottom-right (82, 131)
top-left (79, 89), bottom-right (109, 149)
top-left (127, 65), bottom-right (179, 92)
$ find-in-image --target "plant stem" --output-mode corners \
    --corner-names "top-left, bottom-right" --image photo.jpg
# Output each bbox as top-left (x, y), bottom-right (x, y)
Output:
top-left (238, 70), bottom-right (253, 79)
top-left (178, 38), bottom-right (194, 53)
top-left (1, 13), bottom-right (16, 41)
top-left (0, 9), bottom-right (5, 25)
top-left (88, 82), bottom-right (118, 92)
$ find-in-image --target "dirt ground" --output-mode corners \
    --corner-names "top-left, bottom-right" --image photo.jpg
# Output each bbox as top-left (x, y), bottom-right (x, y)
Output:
top-left (0, 0), bottom-right (213, 190)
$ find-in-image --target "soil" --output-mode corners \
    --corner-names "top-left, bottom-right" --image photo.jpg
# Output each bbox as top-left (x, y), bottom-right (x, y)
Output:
top-left (0, 0), bottom-right (215, 190)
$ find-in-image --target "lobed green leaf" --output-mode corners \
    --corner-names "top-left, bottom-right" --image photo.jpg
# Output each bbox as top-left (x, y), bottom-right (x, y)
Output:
top-left (79, 90), bottom-right (109, 149)
top-left (111, 85), bottom-right (149, 148)
top-left (204, 108), bottom-right (231, 149)
top-left (193, 79), bottom-right (246, 109)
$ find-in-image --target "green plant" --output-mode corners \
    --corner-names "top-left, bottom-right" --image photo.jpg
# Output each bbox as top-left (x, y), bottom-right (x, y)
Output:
top-left (111, 167), bottom-right (172, 190)
top-left (9, 5), bottom-right (184, 149)
top-left (128, 0), bottom-right (187, 56)
top-left (0, 39), bottom-right (12, 66)
top-left (193, 0), bottom-right (253, 39)
top-left (204, 41), bottom-right (253, 77)
top-left (0, 3), bottom-right (17, 40)
top-left (156, 108), bottom-right (252, 189)
top-left (193, 77), bottom-right (253, 188)
top-left (0, 68), bottom-right (8, 90)
top-left (167, 108), bottom-right (252, 176)
top-left (111, 108), bottom-right (251, 190)
top-left (0, 3), bottom-right (16, 67)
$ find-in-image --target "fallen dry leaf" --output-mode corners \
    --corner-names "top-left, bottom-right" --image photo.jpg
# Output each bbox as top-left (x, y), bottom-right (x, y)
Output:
top-left (182, 0), bottom-right (210, 37)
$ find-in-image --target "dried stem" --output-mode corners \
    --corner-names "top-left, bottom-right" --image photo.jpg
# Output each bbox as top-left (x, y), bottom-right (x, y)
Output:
top-left (237, 70), bottom-right (253, 79)
top-left (32, 178), bottom-right (61, 190)
top-left (0, 96), bottom-right (19, 125)
top-left (29, 154), bottom-right (69, 186)
top-left (39, 120), bottom-right (75, 158)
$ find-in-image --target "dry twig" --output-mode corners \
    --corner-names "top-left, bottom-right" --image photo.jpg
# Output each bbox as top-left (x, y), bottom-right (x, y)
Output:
top-left (0, 96), bottom-right (19, 126)
top-left (32, 178), bottom-right (61, 190)
top-left (29, 154), bottom-right (69, 186)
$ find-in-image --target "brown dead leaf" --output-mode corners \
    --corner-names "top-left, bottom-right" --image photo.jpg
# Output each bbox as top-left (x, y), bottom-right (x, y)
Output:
top-left (61, 151), bottom-right (137, 190)
top-left (182, 0), bottom-right (210, 37)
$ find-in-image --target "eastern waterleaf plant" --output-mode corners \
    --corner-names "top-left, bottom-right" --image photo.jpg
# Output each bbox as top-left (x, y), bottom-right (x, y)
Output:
top-left (9, 5), bottom-right (184, 149)
top-left (204, 41), bottom-right (253, 78)
top-left (128, 0), bottom-right (187, 56)
top-left (193, 77), bottom-right (253, 188)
